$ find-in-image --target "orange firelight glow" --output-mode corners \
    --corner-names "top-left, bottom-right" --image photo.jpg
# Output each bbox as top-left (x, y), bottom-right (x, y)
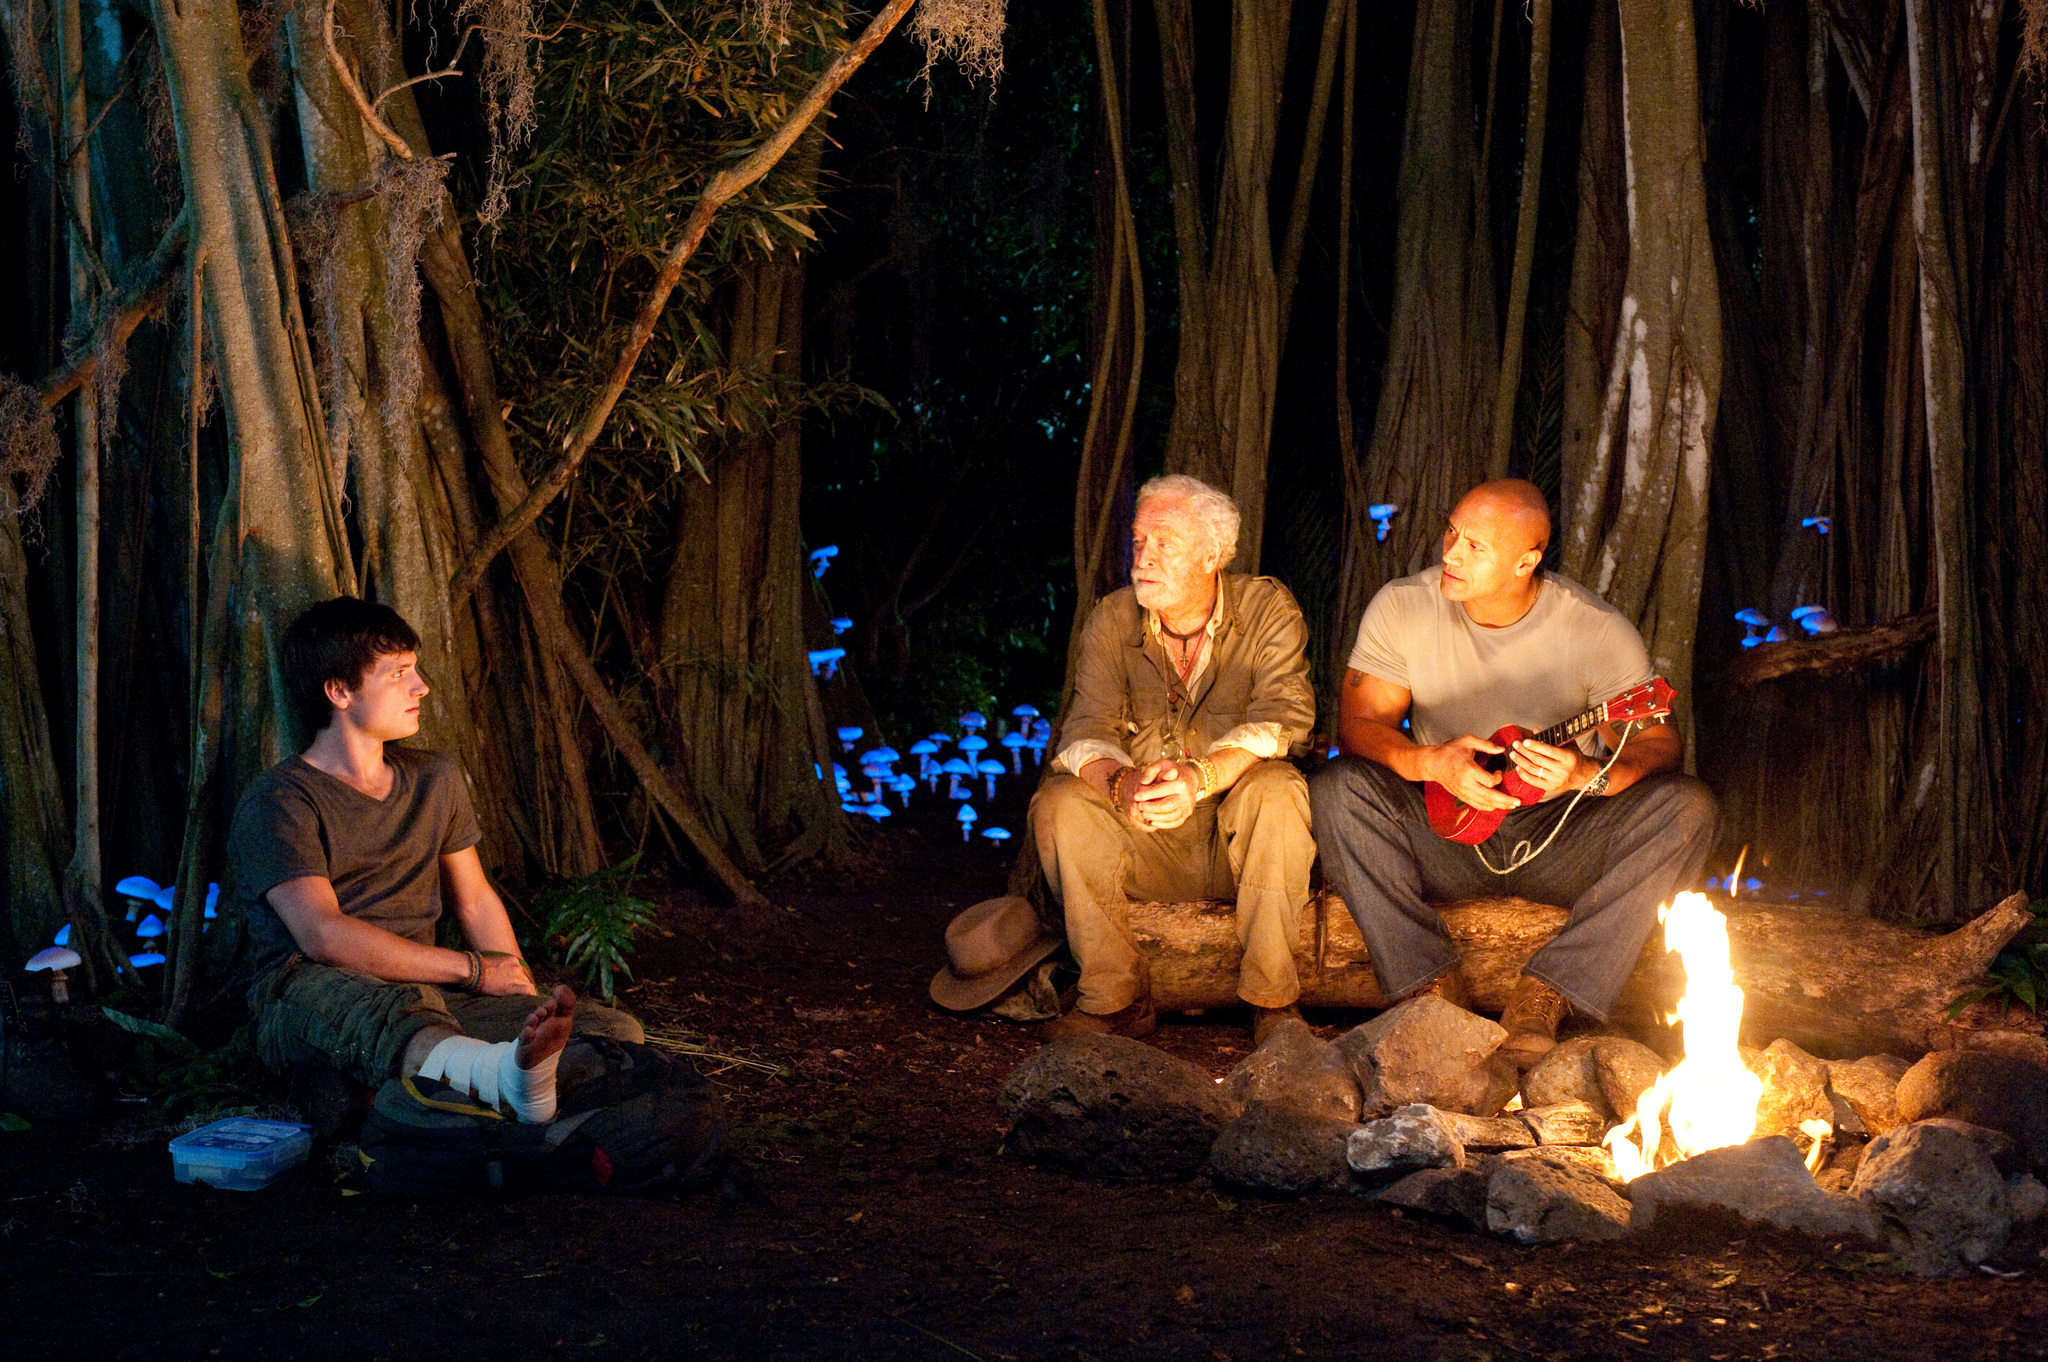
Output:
top-left (1605, 892), bottom-right (1762, 1181)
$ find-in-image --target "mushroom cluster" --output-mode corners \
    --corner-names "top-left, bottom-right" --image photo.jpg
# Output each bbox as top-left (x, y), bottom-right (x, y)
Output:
top-left (20, 877), bottom-right (220, 1000)
top-left (827, 703), bottom-right (1051, 845)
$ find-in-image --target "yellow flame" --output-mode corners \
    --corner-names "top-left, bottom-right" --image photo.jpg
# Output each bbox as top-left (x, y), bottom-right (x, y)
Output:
top-left (1799, 1118), bottom-right (1833, 1174)
top-left (1605, 892), bottom-right (1761, 1181)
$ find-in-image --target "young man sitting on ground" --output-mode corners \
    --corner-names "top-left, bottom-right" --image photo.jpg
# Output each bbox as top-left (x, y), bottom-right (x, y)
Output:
top-left (232, 597), bottom-right (643, 1123)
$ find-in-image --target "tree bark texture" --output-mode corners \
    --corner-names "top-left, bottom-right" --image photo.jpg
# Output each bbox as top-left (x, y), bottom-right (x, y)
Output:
top-left (1488, 0), bottom-right (1552, 480)
top-left (1336, 0), bottom-right (1497, 667)
top-left (1558, 0), bottom-right (1625, 561)
top-left (0, 500), bottom-right (67, 969)
top-left (1127, 891), bottom-right (2033, 1060)
top-left (1901, 0), bottom-right (1995, 919)
top-left (658, 244), bottom-right (847, 878)
top-left (1155, 0), bottom-right (1289, 573)
top-left (284, 0), bottom-right (509, 867)
top-left (1558, 0), bottom-right (1720, 736)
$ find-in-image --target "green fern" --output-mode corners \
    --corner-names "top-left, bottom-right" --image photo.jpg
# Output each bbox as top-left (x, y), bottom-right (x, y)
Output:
top-left (535, 855), bottom-right (658, 1003)
top-left (1945, 899), bottom-right (2048, 1020)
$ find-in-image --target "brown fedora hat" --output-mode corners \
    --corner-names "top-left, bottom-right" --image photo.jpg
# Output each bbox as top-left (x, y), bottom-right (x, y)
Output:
top-left (929, 896), bottom-right (1063, 1012)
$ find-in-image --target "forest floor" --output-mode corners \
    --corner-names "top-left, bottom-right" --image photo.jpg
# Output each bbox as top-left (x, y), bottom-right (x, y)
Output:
top-left (3, 786), bottom-right (2047, 1361)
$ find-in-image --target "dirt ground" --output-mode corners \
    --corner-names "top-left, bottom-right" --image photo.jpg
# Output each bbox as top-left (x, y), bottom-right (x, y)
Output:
top-left (4, 794), bottom-right (2047, 1361)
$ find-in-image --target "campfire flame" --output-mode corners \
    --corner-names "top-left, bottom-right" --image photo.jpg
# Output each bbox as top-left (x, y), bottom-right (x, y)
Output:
top-left (1605, 892), bottom-right (1762, 1182)
top-left (1799, 1118), bottom-right (1834, 1174)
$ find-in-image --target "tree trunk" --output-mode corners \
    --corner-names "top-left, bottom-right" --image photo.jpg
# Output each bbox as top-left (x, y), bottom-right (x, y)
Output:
top-left (0, 497), bottom-right (67, 969)
top-left (1901, 0), bottom-right (1998, 918)
top-left (1558, 0), bottom-right (1720, 734)
top-left (282, 0), bottom-right (524, 879)
top-left (1558, 0), bottom-right (1625, 559)
top-left (658, 241), bottom-right (848, 877)
top-left (1488, 0), bottom-right (1552, 480)
top-left (1127, 891), bottom-right (2032, 1060)
top-left (1156, 0), bottom-right (1290, 572)
top-left (1338, 0), bottom-right (1497, 655)
top-left (151, 0), bottom-right (358, 1014)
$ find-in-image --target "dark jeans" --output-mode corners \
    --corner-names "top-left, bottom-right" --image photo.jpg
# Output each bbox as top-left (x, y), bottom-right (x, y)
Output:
top-left (1307, 756), bottom-right (1718, 1019)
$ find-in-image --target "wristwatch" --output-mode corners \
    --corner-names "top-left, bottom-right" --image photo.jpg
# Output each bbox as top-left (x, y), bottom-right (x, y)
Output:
top-left (1583, 770), bottom-right (1611, 797)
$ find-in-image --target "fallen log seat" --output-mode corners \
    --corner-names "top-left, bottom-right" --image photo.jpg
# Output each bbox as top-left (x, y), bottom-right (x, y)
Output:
top-left (1125, 890), bottom-right (2033, 1060)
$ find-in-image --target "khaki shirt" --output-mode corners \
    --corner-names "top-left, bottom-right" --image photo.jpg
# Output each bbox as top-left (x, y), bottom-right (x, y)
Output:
top-left (1054, 573), bottom-right (1316, 774)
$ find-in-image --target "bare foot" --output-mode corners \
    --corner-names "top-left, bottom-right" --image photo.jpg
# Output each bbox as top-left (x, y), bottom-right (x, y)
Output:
top-left (512, 984), bottom-right (577, 1071)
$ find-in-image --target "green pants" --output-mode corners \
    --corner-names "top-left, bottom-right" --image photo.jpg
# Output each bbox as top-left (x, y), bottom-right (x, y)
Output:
top-left (249, 956), bottom-right (646, 1089)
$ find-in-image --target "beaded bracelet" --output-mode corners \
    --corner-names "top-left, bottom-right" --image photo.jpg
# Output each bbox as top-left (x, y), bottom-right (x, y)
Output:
top-left (1110, 764), bottom-right (1140, 812)
top-left (1186, 753), bottom-right (1218, 800)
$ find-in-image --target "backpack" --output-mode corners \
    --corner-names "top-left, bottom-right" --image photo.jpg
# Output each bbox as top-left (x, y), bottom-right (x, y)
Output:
top-left (358, 1038), bottom-right (726, 1197)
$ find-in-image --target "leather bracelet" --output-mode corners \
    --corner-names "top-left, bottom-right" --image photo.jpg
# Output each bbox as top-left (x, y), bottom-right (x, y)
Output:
top-left (462, 949), bottom-right (483, 992)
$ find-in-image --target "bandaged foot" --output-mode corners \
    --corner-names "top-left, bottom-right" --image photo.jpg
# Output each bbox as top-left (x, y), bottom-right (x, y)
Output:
top-left (417, 985), bottom-right (578, 1124)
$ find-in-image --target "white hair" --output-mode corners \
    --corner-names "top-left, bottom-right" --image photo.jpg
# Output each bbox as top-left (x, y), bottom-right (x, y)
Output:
top-left (1136, 474), bottom-right (1240, 564)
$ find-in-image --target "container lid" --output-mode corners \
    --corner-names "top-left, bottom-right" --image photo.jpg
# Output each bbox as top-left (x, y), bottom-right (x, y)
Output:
top-left (169, 1117), bottom-right (311, 1155)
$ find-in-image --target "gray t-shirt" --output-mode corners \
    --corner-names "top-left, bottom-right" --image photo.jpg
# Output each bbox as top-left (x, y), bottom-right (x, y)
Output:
top-left (1348, 568), bottom-right (1654, 759)
top-left (229, 747), bottom-right (483, 972)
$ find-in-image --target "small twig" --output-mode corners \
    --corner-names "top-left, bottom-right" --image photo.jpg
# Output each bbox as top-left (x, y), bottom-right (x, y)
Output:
top-left (322, 0), bottom-right (415, 160)
top-left (641, 1029), bottom-right (789, 1077)
top-left (372, 67), bottom-right (461, 112)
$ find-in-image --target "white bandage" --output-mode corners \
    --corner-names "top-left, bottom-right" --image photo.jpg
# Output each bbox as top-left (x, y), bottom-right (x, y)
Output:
top-left (417, 1034), bottom-right (560, 1124)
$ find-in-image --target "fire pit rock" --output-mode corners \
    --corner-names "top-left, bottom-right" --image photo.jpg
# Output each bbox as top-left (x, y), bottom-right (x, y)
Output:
top-left (1438, 1110), bottom-right (1536, 1151)
top-left (1520, 1100), bottom-right (1610, 1146)
top-left (1894, 1049), bottom-right (2048, 1170)
top-left (1485, 1150), bottom-right (1631, 1243)
top-left (1346, 1103), bottom-right (1467, 1179)
top-left (1626, 1136), bottom-right (1879, 1245)
top-left (1379, 1161), bottom-right (1495, 1227)
top-left (1221, 1017), bottom-right (1362, 1121)
top-left (1521, 1036), bottom-right (1665, 1121)
top-left (1335, 997), bottom-right (1518, 1119)
top-left (998, 1034), bottom-right (1239, 1181)
top-left (1825, 1054), bottom-right (1912, 1136)
top-left (1208, 1101), bottom-right (1360, 1195)
top-left (2010, 1173), bottom-right (2048, 1224)
top-left (1851, 1118), bottom-right (2015, 1275)
top-left (1748, 1039), bottom-right (1835, 1139)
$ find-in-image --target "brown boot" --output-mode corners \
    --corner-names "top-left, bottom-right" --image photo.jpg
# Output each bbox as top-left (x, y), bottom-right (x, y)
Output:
top-left (1499, 975), bottom-right (1570, 1070)
top-left (1409, 970), bottom-right (1470, 1011)
top-left (1042, 994), bottom-right (1158, 1042)
top-left (1250, 1003), bottom-right (1303, 1048)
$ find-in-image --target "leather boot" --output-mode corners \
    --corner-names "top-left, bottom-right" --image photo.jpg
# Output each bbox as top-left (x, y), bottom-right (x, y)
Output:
top-left (1409, 969), bottom-right (1470, 1011)
top-left (1042, 994), bottom-right (1157, 1042)
top-left (1250, 1003), bottom-right (1303, 1047)
top-left (1499, 975), bottom-right (1570, 1069)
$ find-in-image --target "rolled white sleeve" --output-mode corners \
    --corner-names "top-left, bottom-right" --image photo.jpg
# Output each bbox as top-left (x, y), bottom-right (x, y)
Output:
top-left (1207, 722), bottom-right (1288, 760)
top-left (1054, 738), bottom-right (1134, 778)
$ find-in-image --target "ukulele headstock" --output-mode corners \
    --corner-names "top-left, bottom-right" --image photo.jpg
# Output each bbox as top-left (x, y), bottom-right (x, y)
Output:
top-left (1602, 677), bottom-right (1676, 725)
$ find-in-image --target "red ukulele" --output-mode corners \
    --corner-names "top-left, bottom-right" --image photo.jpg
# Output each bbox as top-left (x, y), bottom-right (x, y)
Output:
top-left (1422, 678), bottom-right (1676, 844)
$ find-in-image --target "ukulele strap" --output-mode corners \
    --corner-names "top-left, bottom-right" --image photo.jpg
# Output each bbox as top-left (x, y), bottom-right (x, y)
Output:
top-left (1471, 721), bottom-right (1641, 877)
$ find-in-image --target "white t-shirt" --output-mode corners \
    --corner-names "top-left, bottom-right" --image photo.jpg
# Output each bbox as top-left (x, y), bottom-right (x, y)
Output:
top-left (1348, 568), bottom-right (1654, 756)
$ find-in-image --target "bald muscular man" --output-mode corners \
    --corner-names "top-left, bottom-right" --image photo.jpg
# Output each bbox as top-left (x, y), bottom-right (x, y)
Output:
top-left (1308, 481), bottom-right (1717, 1067)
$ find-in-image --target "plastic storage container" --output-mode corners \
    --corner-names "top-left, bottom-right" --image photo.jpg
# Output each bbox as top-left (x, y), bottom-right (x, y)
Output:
top-left (169, 1117), bottom-right (312, 1190)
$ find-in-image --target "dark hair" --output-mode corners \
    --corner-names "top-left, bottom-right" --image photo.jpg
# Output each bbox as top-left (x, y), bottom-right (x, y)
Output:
top-left (281, 597), bottom-right (421, 737)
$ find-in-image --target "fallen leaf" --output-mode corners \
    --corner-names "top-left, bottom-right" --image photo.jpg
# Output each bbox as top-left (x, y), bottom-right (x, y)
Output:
top-left (1175, 1284), bottom-right (1196, 1305)
top-left (1451, 1253), bottom-right (1488, 1271)
top-left (846, 1211), bottom-right (863, 1225)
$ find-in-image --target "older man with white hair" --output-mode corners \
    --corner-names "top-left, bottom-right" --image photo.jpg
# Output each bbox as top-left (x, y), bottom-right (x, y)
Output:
top-left (1031, 474), bottom-right (1316, 1045)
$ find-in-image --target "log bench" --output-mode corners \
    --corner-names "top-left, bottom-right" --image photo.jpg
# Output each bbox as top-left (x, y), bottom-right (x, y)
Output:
top-left (1124, 890), bottom-right (2034, 1059)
